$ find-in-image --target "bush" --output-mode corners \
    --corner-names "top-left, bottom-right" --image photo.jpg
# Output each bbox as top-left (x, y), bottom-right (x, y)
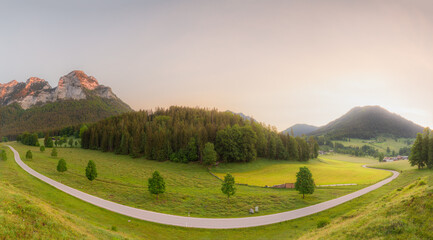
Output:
top-left (40, 146), bottom-right (45, 152)
top-left (51, 148), bottom-right (58, 157)
top-left (0, 150), bottom-right (7, 161)
top-left (418, 180), bottom-right (427, 186)
top-left (57, 159), bottom-right (67, 172)
top-left (317, 218), bottom-right (330, 228)
top-left (26, 150), bottom-right (33, 160)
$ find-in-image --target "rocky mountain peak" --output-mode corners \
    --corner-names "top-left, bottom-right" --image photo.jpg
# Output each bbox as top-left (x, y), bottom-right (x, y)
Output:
top-left (60, 70), bottom-right (99, 90)
top-left (0, 70), bottom-right (119, 109)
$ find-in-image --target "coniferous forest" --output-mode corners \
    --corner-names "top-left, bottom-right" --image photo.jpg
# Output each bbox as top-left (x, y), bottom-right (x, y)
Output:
top-left (80, 106), bottom-right (319, 163)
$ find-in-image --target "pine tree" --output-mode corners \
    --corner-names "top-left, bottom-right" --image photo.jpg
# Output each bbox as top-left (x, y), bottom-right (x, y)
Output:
top-left (148, 171), bottom-right (165, 200)
top-left (422, 128), bottom-right (430, 167)
top-left (410, 133), bottom-right (424, 169)
top-left (203, 142), bottom-right (217, 167)
top-left (428, 133), bottom-right (433, 169)
top-left (44, 135), bottom-right (53, 148)
top-left (85, 160), bottom-right (98, 181)
top-left (295, 167), bottom-right (315, 199)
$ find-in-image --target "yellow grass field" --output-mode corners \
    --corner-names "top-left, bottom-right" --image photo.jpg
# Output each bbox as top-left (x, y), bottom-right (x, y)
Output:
top-left (212, 155), bottom-right (391, 186)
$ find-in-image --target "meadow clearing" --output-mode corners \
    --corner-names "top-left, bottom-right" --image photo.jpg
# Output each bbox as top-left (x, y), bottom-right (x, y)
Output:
top-left (212, 154), bottom-right (390, 186)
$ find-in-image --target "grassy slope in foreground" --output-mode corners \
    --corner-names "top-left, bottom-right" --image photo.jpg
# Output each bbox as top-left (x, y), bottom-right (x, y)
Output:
top-left (8, 142), bottom-right (365, 218)
top-left (0, 144), bottom-right (420, 239)
top-left (212, 154), bottom-right (390, 186)
top-left (300, 160), bottom-right (433, 240)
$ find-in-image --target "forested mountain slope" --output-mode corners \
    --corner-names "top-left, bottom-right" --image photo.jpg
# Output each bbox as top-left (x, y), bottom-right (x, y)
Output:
top-left (310, 106), bottom-right (423, 139)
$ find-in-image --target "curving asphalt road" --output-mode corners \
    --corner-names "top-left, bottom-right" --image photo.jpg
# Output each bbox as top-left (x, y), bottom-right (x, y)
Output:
top-left (8, 145), bottom-right (399, 229)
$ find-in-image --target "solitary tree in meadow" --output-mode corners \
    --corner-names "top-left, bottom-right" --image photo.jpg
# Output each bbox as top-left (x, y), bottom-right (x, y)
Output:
top-left (26, 150), bottom-right (33, 160)
top-left (85, 160), bottom-right (98, 181)
top-left (221, 173), bottom-right (236, 203)
top-left (202, 142), bottom-right (217, 167)
top-left (40, 146), bottom-right (45, 152)
top-left (295, 167), bottom-right (315, 199)
top-left (51, 148), bottom-right (58, 157)
top-left (148, 171), bottom-right (165, 200)
top-left (57, 159), bottom-right (67, 172)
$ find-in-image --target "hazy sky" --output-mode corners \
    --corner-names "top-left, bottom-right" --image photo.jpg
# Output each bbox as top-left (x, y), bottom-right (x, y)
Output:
top-left (1, 0), bottom-right (433, 131)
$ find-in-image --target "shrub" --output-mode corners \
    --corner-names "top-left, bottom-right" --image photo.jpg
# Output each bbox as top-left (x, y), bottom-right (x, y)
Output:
top-left (40, 146), bottom-right (45, 152)
top-left (418, 180), bottom-right (427, 186)
top-left (51, 148), bottom-right (58, 157)
top-left (57, 159), bottom-right (67, 172)
top-left (26, 150), bottom-right (33, 160)
top-left (0, 150), bottom-right (7, 161)
top-left (317, 218), bottom-right (330, 228)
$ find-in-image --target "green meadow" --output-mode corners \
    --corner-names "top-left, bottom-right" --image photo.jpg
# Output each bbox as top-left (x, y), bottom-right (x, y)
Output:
top-left (1, 143), bottom-right (430, 239)
top-left (212, 154), bottom-right (390, 186)
top-left (7, 142), bottom-right (366, 218)
top-left (333, 137), bottom-right (413, 154)
top-left (301, 159), bottom-right (433, 240)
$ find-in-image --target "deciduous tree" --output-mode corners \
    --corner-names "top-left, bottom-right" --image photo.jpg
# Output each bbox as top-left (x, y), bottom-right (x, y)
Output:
top-left (148, 171), bottom-right (165, 200)
top-left (295, 167), bottom-right (315, 199)
top-left (221, 173), bottom-right (236, 203)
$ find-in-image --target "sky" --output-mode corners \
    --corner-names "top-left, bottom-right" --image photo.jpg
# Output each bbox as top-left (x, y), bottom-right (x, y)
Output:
top-left (1, 0), bottom-right (433, 131)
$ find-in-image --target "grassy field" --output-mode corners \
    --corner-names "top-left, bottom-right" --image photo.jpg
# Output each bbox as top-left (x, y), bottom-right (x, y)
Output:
top-left (211, 154), bottom-right (390, 186)
top-left (1, 143), bottom-right (430, 239)
top-left (300, 160), bottom-right (433, 239)
top-left (369, 159), bottom-right (417, 171)
top-left (6, 142), bottom-right (369, 218)
top-left (333, 137), bottom-right (413, 154)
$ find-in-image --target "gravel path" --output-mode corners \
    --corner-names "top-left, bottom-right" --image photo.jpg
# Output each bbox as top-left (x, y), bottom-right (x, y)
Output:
top-left (8, 145), bottom-right (399, 229)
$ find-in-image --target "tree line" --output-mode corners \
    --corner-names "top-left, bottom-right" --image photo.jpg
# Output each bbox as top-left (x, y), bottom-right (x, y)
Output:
top-left (80, 106), bottom-right (319, 163)
top-left (410, 128), bottom-right (433, 169)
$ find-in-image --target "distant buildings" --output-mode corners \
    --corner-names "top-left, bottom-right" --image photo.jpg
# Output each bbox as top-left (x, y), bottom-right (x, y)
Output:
top-left (383, 155), bottom-right (409, 162)
top-left (319, 150), bottom-right (333, 155)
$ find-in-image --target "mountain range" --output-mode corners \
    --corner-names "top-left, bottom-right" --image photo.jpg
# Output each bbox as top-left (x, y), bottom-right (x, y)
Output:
top-left (282, 124), bottom-right (319, 137)
top-left (0, 70), bottom-right (131, 138)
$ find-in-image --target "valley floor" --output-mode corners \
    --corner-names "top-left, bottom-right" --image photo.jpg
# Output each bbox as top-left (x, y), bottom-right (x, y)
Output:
top-left (0, 143), bottom-right (431, 239)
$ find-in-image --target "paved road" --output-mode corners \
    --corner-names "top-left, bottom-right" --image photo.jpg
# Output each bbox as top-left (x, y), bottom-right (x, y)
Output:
top-left (8, 145), bottom-right (399, 229)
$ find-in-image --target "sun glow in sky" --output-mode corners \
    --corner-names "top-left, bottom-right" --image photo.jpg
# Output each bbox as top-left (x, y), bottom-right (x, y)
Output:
top-left (1, 0), bottom-right (433, 130)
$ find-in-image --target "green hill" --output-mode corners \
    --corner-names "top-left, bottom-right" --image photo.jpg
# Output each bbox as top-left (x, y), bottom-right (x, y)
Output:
top-left (301, 162), bottom-right (433, 239)
top-left (311, 106), bottom-right (424, 139)
top-left (0, 96), bottom-right (131, 138)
